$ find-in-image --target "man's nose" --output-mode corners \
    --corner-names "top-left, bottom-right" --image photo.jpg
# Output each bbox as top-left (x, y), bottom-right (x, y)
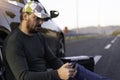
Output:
top-left (39, 20), bottom-right (43, 24)
top-left (37, 19), bottom-right (43, 24)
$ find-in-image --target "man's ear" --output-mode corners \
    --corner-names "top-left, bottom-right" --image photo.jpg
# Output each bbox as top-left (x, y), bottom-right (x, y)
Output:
top-left (23, 13), bottom-right (29, 21)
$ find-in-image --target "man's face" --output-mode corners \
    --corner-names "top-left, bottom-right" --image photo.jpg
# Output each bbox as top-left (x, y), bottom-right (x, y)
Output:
top-left (27, 13), bottom-right (43, 33)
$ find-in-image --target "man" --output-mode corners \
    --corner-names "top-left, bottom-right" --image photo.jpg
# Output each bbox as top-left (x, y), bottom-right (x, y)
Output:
top-left (3, 1), bottom-right (76, 80)
top-left (3, 1), bottom-right (111, 80)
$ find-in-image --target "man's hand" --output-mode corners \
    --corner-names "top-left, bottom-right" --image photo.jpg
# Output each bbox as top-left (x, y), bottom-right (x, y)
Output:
top-left (57, 63), bottom-right (77, 80)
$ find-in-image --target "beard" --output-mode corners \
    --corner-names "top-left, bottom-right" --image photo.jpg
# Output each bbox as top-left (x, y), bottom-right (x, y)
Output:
top-left (28, 28), bottom-right (37, 33)
top-left (28, 24), bottom-right (42, 34)
top-left (34, 24), bottom-right (42, 32)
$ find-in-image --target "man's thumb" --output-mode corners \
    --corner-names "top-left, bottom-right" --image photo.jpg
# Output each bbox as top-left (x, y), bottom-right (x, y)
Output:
top-left (62, 63), bottom-right (70, 68)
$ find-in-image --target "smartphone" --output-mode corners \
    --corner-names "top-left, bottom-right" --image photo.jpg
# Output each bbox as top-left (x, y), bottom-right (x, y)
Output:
top-left (71, 62), bottom-right (76, 68)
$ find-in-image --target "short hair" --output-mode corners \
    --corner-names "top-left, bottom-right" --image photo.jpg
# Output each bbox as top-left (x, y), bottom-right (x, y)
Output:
top-left (20, 8), bottom-right (23, 21)
top-left (20, 12), bottom-right (23, 21)
top-left (20, 12), bottom-right (31, 21)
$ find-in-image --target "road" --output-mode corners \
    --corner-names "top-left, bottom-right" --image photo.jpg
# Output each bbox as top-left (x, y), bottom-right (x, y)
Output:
top-left (65, 35), bottom-right (120, 80)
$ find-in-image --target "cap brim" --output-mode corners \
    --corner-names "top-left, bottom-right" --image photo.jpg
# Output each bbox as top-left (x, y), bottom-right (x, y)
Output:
top-left (34, 11), bottom-right (49, 18)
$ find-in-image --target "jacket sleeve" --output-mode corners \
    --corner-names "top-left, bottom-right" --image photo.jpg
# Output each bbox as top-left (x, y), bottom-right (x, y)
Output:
top-left (4, 38), bottom-right (61, 80)
top-left (44, 42), bottom-right (64, 69)
top-left (42, 36), bottom-right (64, 69)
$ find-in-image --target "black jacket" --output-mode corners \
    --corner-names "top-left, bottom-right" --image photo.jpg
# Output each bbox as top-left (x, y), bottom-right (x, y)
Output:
top-left (3, 28), bottom-right (63, 80)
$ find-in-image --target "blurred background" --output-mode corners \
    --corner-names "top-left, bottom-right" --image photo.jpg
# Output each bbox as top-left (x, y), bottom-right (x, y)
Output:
top-left (39, 0), bottom-right (120, 80)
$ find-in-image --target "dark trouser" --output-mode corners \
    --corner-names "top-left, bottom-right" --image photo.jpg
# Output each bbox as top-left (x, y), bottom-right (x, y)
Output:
top-left (74, 64), bottom-right (111, 80)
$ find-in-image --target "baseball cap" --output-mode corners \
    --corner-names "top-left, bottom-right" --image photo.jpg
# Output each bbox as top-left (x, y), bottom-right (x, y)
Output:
top-left (22, 1), bottom-right (49, 18)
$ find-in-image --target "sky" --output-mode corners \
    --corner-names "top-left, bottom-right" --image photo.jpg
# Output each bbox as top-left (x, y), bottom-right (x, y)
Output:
top-left (39, 0), bottom-right (120, 30)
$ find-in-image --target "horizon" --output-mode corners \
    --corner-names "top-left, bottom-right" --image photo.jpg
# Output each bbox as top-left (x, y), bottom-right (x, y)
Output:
top-left (64, 23), bottom-right (120, 29)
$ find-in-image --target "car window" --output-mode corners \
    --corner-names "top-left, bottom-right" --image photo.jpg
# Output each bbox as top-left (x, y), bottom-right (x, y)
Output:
top-left (10, 22), bottom-right (20, 30)
top-left (5, 11), bottom-right (16, 19)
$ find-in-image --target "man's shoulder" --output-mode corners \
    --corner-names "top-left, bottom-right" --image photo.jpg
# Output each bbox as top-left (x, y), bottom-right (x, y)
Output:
top-left (3, 28), bottom-right (22, 51)
top-left (6, 28), bottom-right (21, 42)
